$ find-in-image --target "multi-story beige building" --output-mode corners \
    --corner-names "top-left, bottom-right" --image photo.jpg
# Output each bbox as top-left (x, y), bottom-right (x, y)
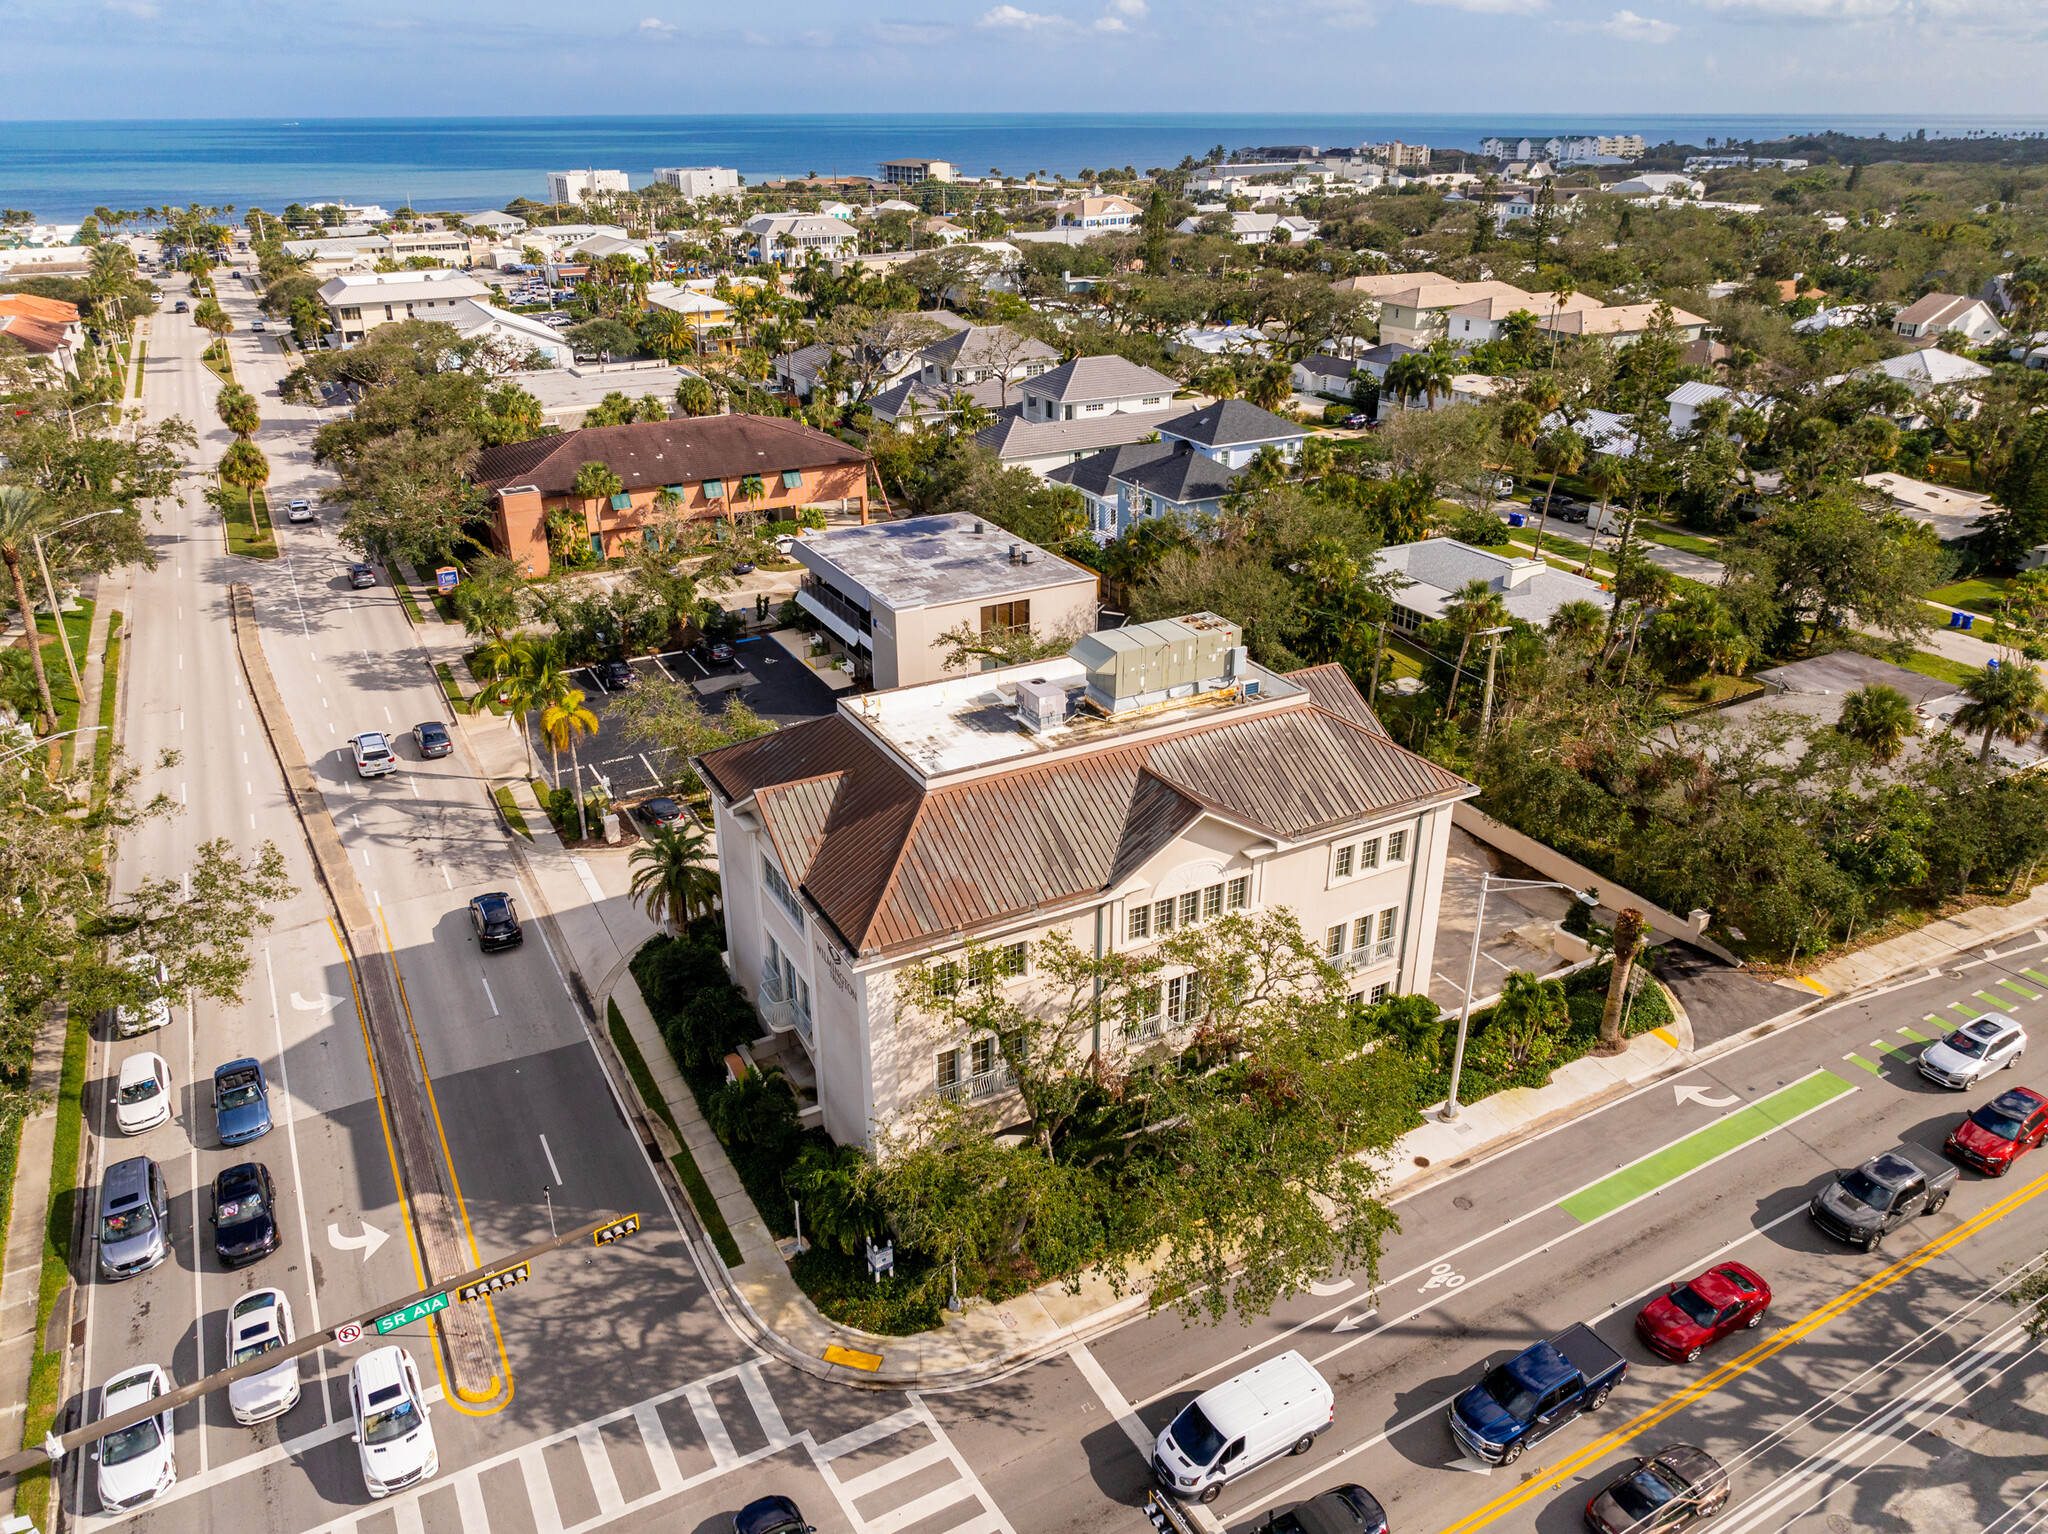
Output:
top-left (697, 618), bottom-right (1476, 1146)
top-left (318, 268), bottom-right (493, 344)
top-left (790, 514), bottom-right (1099, 689)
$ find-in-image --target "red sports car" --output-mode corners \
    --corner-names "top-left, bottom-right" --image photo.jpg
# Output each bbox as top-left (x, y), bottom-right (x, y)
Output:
top-left (1945, 1087), bottom-right (2048, 1176)
top-left (1635, 1263), bottom-right (1771, 1363)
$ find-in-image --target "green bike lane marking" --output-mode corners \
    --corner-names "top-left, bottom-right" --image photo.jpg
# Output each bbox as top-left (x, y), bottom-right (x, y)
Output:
top-left (1997, 978), bottom-right (2043, 1000)
top-left (1843, 1054), bottom-right (1883, 1076)
top-left (1560, 1070), bottom-right (1858, 1224)
top-left (1972, 991), bottom-right (2017, 1012)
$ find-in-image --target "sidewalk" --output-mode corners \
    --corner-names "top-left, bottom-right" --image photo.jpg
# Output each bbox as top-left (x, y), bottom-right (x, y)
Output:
top-left (0, 1011), bottom-right (71, 1519)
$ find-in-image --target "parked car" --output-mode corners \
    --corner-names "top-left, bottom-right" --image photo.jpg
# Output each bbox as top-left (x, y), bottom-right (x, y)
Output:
top-left (1635, 1263), bottom-right (1770, 1362)
top-left (731, 561), bottom-right (757, 575)
top-left (1919, 1015), bottom-right (2026, 1088)
top-left (349, 563), bottom-right (377, 589)
top-left (115, 951), bottom-right (170, 1036)
top-left (1448, 1323), bottom-right (1626, 1467)
top-left (92, 1364), bottom-right (176, 1511)
top-left (412, 720), bottom-right (453, 759)
top-left (638, 796), bottom-right (686, 830)
top-left (1583, 1445), bottom-right (1728, 1533)
top-left (598, 658), bottom-right (636, 691)
top-left (213, 1057), bottom-right (272, 1145)
top-left (352, 732), bottom-right (397, 778)
top-left (211, 1161), bottom-right (281, 1268)
top-left (286, 499), bottom-right (313, 523)
top-left (1154, 1350), bottom-right (1333, 1504)
top-left (1944, 1086), bottom-right (2048, 1175)
top-left (1261, 1485), bottom-right (1388, 1534)
top-left (469, 891), bottom-right (522, 952)
top-left (349, 1346), bottom-right (438, 1497)
top-left (115, 1052), bottom-right (173, 1135)
top-left (1341, 413), bottom-right (1373, 429)
top-left (707, 641), bottom-right (735, 665)
top-left (1810, 1145), bottom-right (1957, 1251)
top-left (734, 1497), bottom-right (814, 1534)
top-left (97, 1155), bottom-right (170, 1279)
top-left (226, 1288), bottom-right (301, 1424)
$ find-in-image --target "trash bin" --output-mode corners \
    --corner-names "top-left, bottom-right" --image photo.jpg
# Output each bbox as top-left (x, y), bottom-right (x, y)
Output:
top-left (1507, 511), bottom-right (1526, 528)
top-left (602, 811), bottom-right (622, 844)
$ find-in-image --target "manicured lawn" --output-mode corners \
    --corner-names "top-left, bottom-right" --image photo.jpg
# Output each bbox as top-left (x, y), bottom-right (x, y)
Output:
top-left (201, 340), bottom-right (236, 384)
top-left (221, 485), bottom-right (277, 559)
top-left (493, 784), bottom-right (531, 839)
top-left (1927, 577), bottom-right (2010, 616)
top-left (1640, 527), bottom-right (1722, 557)
top-left (1904, 650), bottom-right (1986, 687)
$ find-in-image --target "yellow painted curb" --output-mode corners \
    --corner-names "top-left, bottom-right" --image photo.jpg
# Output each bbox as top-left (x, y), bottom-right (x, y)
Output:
top-left (1650, 1026), bottom-right (1678, 1048)
top-left (1795, 976), bottom-right (1833, 996)
top-left (824, 1345), bottom-right (883, 1372)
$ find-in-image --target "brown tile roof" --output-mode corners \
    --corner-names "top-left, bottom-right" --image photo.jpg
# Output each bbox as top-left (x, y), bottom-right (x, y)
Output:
top-left (0, 314), bottom-right (68, 355)
top-left (701, 667), bottom-right (1471, 957)
top-left (471, 413), bottom-right (867, 496)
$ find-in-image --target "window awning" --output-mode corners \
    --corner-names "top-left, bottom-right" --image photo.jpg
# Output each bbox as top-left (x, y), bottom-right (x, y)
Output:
top-left (781, 470), bottom-right (804, 490)
top-left (702, 480), bottom-right (725, 498)
top-left (609, 492), bottom-right (632, 511)
top-left (663, 484), bottom-right (687, 496)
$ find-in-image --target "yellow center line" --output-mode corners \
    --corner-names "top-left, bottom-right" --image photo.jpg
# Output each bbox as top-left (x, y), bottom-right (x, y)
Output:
top-left (1436, 1167), bottom-right (2048, 1534)
top-left (377, 905), bottom-right (516, 1414)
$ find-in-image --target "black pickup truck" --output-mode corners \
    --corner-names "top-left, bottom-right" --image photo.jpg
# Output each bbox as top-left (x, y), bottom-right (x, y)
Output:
top-left (1809, 1144), bottom-right (1957, 1251)
top-left (1447, 1322), bottom-right (1628, 1466)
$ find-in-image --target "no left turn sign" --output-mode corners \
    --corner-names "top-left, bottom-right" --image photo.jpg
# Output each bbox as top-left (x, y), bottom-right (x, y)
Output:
top-left (333, 1323), bottom-right (364, 1346)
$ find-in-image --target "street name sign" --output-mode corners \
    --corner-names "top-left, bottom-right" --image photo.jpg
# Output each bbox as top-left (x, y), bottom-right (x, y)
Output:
top-left (374, 1291), bottom-right (449, 1335)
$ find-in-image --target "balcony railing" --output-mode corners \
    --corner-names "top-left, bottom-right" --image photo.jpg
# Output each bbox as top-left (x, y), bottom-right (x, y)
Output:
top-left (1342, 942), bottom-right (1397, 970)
top-left (800, 577), bottom-right (873, 637)
top-left (936, 1065), bottom-right (1015, 1104)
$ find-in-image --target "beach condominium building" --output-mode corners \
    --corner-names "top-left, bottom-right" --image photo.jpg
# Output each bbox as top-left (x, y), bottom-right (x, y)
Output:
top-left (881, 158), bottom-right (956, 185)
top-left (546, 169), bottom-right (630, 205)
top-left (653, 166), bottom-right (741, 199)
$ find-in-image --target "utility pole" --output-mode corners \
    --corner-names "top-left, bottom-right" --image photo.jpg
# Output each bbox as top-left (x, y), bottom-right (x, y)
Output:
top-left (1367, 621), bottom-right (1387, 700)
top-left (1477, 627), bottom-right (1508, 741)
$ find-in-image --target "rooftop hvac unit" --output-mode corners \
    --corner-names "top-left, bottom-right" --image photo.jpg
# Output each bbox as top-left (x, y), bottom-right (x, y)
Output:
top-left (1009, 543), bottom-right (1021, 564)
top-left (1069, 613), bottom-right (1244, 715)
top-left (1014, 677), bottom-right (1068, 734)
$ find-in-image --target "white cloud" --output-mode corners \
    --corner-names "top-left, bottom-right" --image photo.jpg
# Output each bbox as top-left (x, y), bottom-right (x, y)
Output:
top-left (1097, 0), bottom-right (1146, 22)
top-left (637, 16), bottom-right (675, 35)
top-left (1600, 7), bottom-right (1678, 36)
top-left (1410, 0), bottom-right (1547, 14)
top-left (104, 0), bottom-right (158, 15)
top-left (868, 19), bottom-right (953, 44)
top-left (979, 4), bottom-right (1066, 26)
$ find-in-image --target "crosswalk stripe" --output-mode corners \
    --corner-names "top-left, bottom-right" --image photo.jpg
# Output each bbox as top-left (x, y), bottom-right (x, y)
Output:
top-left (816, 1407), bottom-right (924, 1462)
top-left (632, 1402), bottom-right (685, 1494)
top-left (941, 1514), bottom-right (1009, 1534)
top-left (836, 1440), bottom-right (953, 1502)
top-left (576, 1424), bottom-right (625, 1516)
top-left (391, 1496), bottom-right (426, 1534)
top-left (864, 1481), bottom-right (978, 1534)
top-left (519, 1444), bottom-right (566, 1534)
top-left (454, 1470), bottom-right (493, 1534)
top-left (741, 1360), bottom-right (792, 1446)
top-left (684, 1381), bottom-right (738, 1470)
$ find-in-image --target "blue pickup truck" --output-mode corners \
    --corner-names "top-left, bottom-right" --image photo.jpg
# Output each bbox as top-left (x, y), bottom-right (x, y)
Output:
top-left (1448, 1323), bottom-right (1627, 1466)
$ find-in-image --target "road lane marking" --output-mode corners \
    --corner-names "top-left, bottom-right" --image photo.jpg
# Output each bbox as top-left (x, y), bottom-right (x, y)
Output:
top-left (540, 1133), bottom-right (561, 1184)
top-left (685, 1380), bottom-right (738, 1468)
top-left (265, 945), bottom-right (332, 1424)
top-left (1558, 1069), bottom-right (1856, 1223)
top-left (1434, 1158), bottom-right (2048, 1534)
top-left (480, 974), bottom-right (498, 1016)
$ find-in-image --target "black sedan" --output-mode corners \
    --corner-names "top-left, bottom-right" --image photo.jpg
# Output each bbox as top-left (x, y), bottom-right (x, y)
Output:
top-left (212, 1163), bottom-right (280, 1268)
top-left (638, 797), bottom-right (686, 830)
top-left (1584, 1445), bottom-right (1728, 1533)
top-left (469, 892), bottom-right (522, 952)
top-left (707, 641), bottom-right (735, 665)
top-left (1264, 1484), bottom-right (1387, 1534)
top-left (734, 1496), bottom-right (812, 1534)
top-left (413, 721), bottom-right (453, 759)
top-left (598, 658), bottom-right (636, 691)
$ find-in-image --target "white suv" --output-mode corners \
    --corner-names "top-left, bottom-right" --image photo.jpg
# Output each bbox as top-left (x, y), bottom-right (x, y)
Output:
top-left (352, 733), bottom-right (396, 778)
top-left (349, 1346), bottom-right (437, 1497)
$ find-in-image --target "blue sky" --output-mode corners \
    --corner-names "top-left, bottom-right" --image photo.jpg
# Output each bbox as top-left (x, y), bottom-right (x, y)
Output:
top-left (1, 0), bottom-right (2043, 118)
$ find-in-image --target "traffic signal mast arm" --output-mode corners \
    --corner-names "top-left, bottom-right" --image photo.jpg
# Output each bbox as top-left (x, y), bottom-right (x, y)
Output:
top-left (0, 1212), bottom-right (641, 1481)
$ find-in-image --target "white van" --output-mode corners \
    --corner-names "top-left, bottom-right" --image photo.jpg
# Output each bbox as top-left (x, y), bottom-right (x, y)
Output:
top-left (1153, 1350), bottom-right (1334, 1504)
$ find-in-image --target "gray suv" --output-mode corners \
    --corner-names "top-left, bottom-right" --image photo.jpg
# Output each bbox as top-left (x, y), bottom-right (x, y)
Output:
top-left (98, 1156), bottom-right (170, 1280)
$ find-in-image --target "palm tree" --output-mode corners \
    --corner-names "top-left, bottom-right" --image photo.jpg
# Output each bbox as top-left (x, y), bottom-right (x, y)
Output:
top-left (629, 820), bottom-right (721, 931)
top-left (1246, 361), bottom-right (1293, 412)
top-left (0, 486), bottom-right (65, 732)
top-left (218, 440), bottom-right (271, 527)
top-left (1498, 399), bottom-right (1541, 464)
top-left (1411, 339), bottom-right (1458, 409)
top-left (215, 383), bottom-right (261, 440)
top-left (675, 377), bottom-right (716, 416)
top-left (1442, 577), bottom-right (1509, 713)
top-left (1530, 427), bottom-right (1587, 552)
top-left (1955, 661), bottom-right (2044, 763)
top-left (1836, 683), bottom-right (1917, 764)
top-left (539, 688), bottom-right (600, 840)
top-left (1547, 599), bottom-right (1606, 653)
top-left (1581, 453), bottom-right (1627, 569)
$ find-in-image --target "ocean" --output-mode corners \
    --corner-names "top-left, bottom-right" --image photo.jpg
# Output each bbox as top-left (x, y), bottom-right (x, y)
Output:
top-left (5, 113), bottom-right (2047, 221)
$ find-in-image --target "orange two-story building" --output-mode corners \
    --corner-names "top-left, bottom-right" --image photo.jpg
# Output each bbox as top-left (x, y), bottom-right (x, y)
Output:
top-left (472, 415), bottom-right (872, 576)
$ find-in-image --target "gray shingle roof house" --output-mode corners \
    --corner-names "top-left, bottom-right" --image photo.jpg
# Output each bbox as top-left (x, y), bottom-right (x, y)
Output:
top-left (1374, 538), bottom-right (1607, 632)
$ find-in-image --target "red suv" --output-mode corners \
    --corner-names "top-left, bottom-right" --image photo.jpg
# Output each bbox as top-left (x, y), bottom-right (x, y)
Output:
top-left (1945, 1087), bottom-right (2048, 1176)
top-left (1635, 1263), bottom-right (1771, 1363)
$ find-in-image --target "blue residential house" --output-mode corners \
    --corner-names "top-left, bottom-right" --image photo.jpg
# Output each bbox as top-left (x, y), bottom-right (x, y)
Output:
top-left (1048, 400), bottom-right (1310, 541)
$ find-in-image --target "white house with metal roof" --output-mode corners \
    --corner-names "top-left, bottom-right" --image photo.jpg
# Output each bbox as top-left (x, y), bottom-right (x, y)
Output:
top-left (1374, 538), bottom-right (1608, 634)
top-left (973, 356), bottom-right (1184, 475)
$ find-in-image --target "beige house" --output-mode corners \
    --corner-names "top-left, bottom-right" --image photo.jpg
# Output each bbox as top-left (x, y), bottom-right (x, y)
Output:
top-left (318, 268), bottom-right (493, 344)
top-left (1536, 301), bottom-right (1709, 346)
top-left (789, 514), bottom-right (1100, 690)
top-left (697, 618), bottom-right (1476, 1145)
top-left (1375, 279), bottom-right (1549, 348)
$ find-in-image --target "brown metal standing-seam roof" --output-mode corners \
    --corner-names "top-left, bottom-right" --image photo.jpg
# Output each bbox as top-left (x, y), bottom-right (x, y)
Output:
top-left (701, 667), bottom-right (1473, 958)
top-left (471, 413), bottom-right (868, 496)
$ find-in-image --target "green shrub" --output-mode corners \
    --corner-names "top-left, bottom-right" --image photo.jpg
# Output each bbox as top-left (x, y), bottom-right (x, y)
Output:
top-left (789, 1244), bottom-right (945, 1335)
top-left (664, 985), bottom-right (758, 1071)
top-left (1322, 402), bottom-right (1351, 424)
top-left (639, 935), bottom-right (726, 1020)
top-left (789, 1142), bottom-right (884, 1256)
top-left (1367, 992), bottom-right (1445, 1059)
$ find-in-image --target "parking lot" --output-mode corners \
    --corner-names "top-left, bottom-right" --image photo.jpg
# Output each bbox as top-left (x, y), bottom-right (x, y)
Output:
top-left (530, 634), bottom-right (840, 804)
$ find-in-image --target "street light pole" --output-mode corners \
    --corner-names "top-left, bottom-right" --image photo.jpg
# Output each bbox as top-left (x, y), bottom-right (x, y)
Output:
top-left (1443, 873), bottom-right (1599, 1121)
top-left (30, 509), bottom-right (123, 727)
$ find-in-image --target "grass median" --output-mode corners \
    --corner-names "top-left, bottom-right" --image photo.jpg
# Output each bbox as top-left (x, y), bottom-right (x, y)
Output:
top-left (605, 999), bottom-right (744, 1268)
top-left (222, 486), bottom-right (278, 559)
top-left (91, 612), bottom-right (123, 802)
top-left (493, 784), bottom-right (531, 839)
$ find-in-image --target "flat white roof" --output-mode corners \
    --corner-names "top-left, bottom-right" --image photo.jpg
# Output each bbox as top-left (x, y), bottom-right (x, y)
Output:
top-left (844, 654), bottom-right (1304, 782)
top-left (792, 514), bottom-right (1095, 612)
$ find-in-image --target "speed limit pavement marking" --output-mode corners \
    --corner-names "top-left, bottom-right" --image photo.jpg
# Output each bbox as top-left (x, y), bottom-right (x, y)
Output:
top-left (333, 1323), bottom-right (364, 1345)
